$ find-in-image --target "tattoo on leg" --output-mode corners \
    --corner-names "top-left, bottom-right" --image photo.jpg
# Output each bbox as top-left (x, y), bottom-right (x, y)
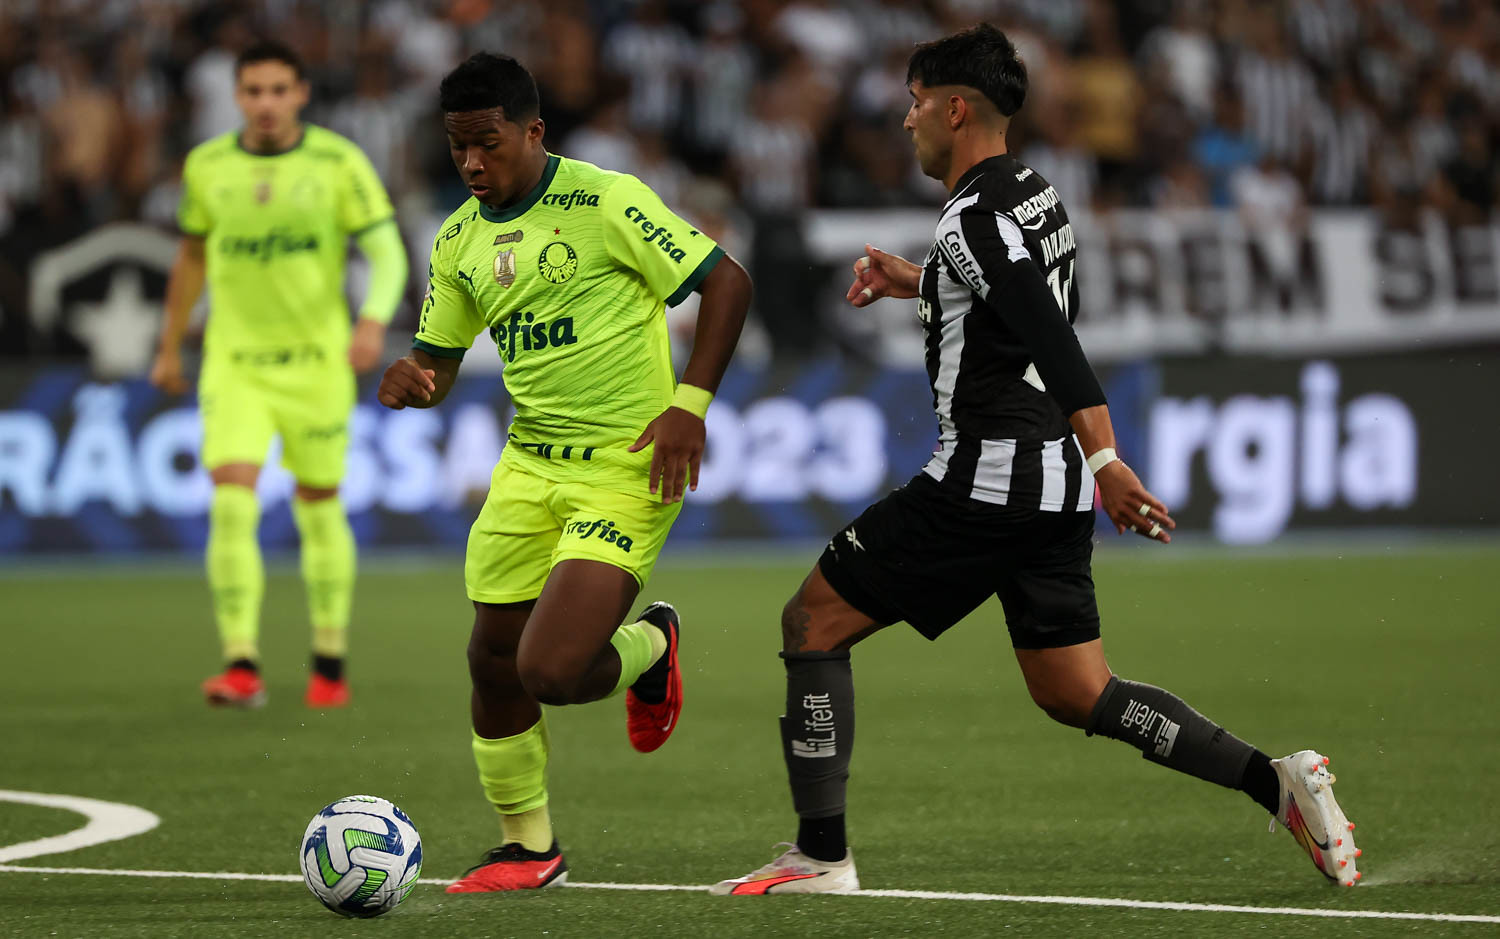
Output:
top-left (782, 600), bottom-right (811, 652)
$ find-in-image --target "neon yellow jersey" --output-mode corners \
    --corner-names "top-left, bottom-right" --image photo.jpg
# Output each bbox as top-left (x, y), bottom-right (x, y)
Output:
top-left (414, 153), bottom-right (723, 493)
top-left (178, 125), bottom-right (395, 369)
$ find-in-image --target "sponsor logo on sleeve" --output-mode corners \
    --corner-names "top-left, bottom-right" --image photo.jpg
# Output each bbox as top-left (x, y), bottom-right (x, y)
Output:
top-left (622, 206), bottom-right (689, 262)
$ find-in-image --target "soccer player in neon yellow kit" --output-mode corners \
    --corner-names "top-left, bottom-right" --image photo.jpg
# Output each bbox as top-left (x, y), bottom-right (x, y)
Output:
top-left (150, 41), bottom-right (408, 709)
top-left (377, 53), bottom-right (751, 891)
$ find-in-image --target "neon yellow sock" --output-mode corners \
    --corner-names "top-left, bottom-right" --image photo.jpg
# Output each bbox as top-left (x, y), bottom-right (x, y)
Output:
top-left (207, 484), bottom-right (263, 662)
top-left (608, 619), bottom-right (664, 697)
top-left (292, 496), bottom-right (355, 657)
top-left (501, 805), bottom-right (553, 854)
top-left (472, 721), bottom-right (552, 852)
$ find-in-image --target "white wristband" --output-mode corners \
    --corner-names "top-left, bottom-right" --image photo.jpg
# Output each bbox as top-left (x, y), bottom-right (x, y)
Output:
top-left (1086, 447), bottom-right (1120, 474)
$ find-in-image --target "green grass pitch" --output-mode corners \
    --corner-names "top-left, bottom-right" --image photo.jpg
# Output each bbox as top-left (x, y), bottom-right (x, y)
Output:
top-left (2, 543), bottom-right (1498, 937)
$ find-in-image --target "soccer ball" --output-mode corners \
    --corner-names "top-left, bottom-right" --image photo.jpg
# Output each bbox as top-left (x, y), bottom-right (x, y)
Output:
top-left (299, 795), bottom-right (422, 917)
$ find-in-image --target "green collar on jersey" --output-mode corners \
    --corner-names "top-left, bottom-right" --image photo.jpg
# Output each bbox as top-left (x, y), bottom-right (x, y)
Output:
top-left (477, 153), bottom-right (560, 224)
top-left (235, 125), bottom-right (308, 157)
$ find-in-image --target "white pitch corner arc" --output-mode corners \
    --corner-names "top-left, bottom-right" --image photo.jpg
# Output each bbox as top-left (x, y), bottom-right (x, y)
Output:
top-left (0, 790), bottom-right (161, 863)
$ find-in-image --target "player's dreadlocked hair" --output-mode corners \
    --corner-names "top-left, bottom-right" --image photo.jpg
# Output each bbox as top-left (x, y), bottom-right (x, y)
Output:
top-left (906, 23), bottom-right (1027, 117)
top-left (439, 52), bottom-right (540, 122)
top-left (235, 39), bottom-right (304, 80)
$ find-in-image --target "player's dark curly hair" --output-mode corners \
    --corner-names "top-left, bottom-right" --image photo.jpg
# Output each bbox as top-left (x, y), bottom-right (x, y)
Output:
top-left (235, 39), bottom-right (304, 80)
top-left (906, 23), bottom-right (1027, 117)
top-left (439, 52), bottom-right (540, 122)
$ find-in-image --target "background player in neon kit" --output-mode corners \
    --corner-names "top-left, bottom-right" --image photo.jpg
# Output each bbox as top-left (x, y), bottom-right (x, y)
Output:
top-left (378, 53), bottom-right (751, 891)
top-left (711, 24), bottom-right (1358, 896)
top-left (150, 41), bottom-right (408, 709)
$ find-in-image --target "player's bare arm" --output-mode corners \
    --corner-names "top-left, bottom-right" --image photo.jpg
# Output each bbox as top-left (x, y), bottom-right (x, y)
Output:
top-left (846, 243), bottom-right (920, 307)
top-left (377, 347), bottom-right (458, 410)
top-left (149, 235), bottom-right (206, 395)
top-left (630, 254), bottom-right (752, 504)
top-left (1068, 405), bottom-right (1175, 542)
top-left (348, 318), bottom-right (387, 373)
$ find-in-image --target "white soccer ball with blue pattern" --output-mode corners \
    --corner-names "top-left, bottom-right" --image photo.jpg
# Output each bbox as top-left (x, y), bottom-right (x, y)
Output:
top-left (299, 795), bottom-right (422, 917)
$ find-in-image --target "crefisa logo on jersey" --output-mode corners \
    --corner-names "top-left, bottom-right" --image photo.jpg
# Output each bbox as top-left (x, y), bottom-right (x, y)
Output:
top-left (622, 206), bottom-right (691, 262)
top-left (540, 189), bottom-right (599, 211)
top-left (563, 517), bottom-right (634, 552)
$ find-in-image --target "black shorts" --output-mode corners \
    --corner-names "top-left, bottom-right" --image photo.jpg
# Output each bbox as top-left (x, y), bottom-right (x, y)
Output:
top-left (818, 474), bottom-right (1100, 649)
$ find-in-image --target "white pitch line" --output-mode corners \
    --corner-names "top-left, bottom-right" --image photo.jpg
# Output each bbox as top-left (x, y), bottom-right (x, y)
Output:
top-left (0, 791), bottom-right (160, 863)
top-left (0, 865), bottom-right (1496, 924)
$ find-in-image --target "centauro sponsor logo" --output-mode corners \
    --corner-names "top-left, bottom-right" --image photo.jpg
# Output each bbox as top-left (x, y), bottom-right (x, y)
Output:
top-left (489, 312), bottom-right (577, 362)
top-left (540, 189), bottom-right (599, 210)
top-left (622, 206), bottom-right (690, 262)
top-left (220, 228), bottom-right (320, 262)
top-left (564, 517), bottom-right (634, 552)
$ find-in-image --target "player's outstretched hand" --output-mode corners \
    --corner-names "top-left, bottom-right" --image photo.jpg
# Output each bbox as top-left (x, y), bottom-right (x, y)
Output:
top-left (348, 317), bottom-right (386, 373)
top-left (846, 243), bottom-right (921, 307)
top-left (629, 406), bottom-right (705, 504)
top-left (1093, 460), bottom-right (1176, 543)
top-left (149, 347), bottom-right (189, 395)
top-left (377, 356), bottom-right (436, 410)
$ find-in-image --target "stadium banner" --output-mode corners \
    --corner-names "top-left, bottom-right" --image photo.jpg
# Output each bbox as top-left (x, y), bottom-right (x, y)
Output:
top-left (804, 210), bottom-right (1500, 363)
top-left (0, 362), bottom-right (925, 553)
top-left (0, 360), bottom-right (1164, 554)
top-left (0, 352), bottom-right (1490, 553)
top-left (1147, 349), bottom-right (1500, 543)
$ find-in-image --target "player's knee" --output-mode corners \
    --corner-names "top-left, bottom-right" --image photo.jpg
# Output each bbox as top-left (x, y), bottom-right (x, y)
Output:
top-left (465, 632), bottom-right (519, 686)
top-left (515, 657), bottom-right (583, 707)
top-left (1027, 684), bottom-right (1094, 729)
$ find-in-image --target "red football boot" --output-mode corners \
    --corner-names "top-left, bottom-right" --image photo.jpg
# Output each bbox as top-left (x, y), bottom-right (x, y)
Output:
top-left (625, 601), bottom-right (682, 753)
top-left (202, 666), bottom-right (266, 708)
top-left (305, 673), bottom-right (350, 708)
top-left (445, 842), bottom-right (568, 892)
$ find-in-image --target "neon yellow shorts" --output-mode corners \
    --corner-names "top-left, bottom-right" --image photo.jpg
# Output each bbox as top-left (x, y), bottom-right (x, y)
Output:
top-left (465, 456), bottom-right (684, 604)
top-left (199, 358), bottom-right (355, 488)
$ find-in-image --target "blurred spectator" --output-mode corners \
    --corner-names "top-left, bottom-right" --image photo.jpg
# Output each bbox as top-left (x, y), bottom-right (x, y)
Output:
top-left (603, 0), bottom-right (693, 136)
top-left (1306, 75), bottom-right (1375, 206)
top-left (1139, 0), bottom-right (1217, 122)
top-left (0, 0), bottom-right (1494, 367)
top-left (1068, 0), bottom-right (1144, 202)
top-left (1232, 13), bottom-right (1315, 164)
top-left (1194, 88), bottom-right (1258, 208)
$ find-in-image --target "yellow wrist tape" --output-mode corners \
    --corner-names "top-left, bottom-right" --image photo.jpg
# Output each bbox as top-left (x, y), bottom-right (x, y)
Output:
top-left (671, 383), bottom-right (713, 419)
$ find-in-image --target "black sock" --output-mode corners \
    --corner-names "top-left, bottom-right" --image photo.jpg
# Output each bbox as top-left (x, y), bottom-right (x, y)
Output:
top-left (780, 651), bottom-right (854, 856)
top-left (1240, 750), bottom-right (1280, 815)
top-left (1086, 676), bottom-right (1255, 790)
top-left (631, 637), bottom-right (669, 704)
top-left (229, 658), bottom-right (259, 673)
top-left (797, 813), bottom-right (847, 863)
top-left (312, 655), bottom-right (344, 682)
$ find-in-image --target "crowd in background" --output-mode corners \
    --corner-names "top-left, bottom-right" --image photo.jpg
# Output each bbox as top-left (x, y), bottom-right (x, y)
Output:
top-left (1, 0), bottom-right (1497, 359)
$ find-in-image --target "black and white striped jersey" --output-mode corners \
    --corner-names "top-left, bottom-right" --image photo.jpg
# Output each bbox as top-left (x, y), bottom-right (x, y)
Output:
top-left (917, 153), bottom-right (1106, 512)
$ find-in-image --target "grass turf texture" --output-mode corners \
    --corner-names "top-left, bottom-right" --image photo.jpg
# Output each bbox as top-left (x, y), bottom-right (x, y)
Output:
top-left (1, 545), bottom-right (1497, 937)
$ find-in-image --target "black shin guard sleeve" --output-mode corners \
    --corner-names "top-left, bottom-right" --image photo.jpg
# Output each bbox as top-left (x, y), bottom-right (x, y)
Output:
top-left (1086, 676), bottom-right (1254, 789)
top-left (779, 651), bottom-right (854, 820)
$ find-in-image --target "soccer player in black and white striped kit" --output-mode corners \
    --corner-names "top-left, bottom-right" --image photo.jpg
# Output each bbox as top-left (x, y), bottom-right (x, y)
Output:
top-left (712, 24), bottom-right (1361, 896)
